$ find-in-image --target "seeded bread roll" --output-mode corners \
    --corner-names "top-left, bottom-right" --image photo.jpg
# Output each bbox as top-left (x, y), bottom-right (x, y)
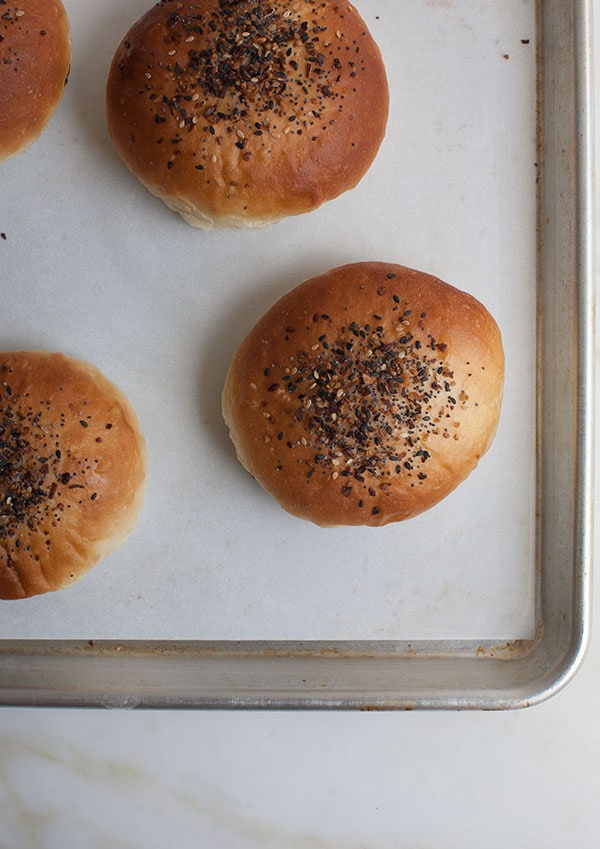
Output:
top-left (0, 0), bottom-right (71, 162)
top-left (222, 263), bottom-right (504, 527)
top-left (106, 0), bottom-right (389, 229)
top-left (0, 351), bottom-right (147, 600)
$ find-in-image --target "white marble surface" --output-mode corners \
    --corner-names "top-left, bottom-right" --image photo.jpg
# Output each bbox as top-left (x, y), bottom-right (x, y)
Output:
top-left (1, 5), bottom-right (599, 849)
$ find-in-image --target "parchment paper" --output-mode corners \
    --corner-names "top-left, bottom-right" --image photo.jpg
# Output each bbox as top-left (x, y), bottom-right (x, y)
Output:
top-left (0, 0), bottom-right (537, 640)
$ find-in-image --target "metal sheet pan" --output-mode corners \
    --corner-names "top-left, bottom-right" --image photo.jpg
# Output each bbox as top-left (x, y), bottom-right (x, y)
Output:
top-left (0, 0), bottom-right (594, 708)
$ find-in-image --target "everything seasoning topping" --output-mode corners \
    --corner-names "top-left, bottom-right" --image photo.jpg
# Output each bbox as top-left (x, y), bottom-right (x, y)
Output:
top-left (256, 283), bottom-right (470, 506)
top-left (130, 0), bottom-right (368, 170)
top-left (0, 5), bottom-right (26, 67)
top-left (0, 370), bottom-right (102, 565)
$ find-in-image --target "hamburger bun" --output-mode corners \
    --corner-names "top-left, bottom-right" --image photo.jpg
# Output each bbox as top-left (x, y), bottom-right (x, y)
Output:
top-left (222, 262), bottom-right (504, 527)
top-left (0, 0), bottom-right (71, 162)
top-left (0, 351), bottom-right (147, 599)
top-left (106, 0), bottom-right (389, 229)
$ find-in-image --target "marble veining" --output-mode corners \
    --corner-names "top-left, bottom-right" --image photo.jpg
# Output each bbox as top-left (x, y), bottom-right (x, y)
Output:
top-left (0, 728), bottom-right (383, 849)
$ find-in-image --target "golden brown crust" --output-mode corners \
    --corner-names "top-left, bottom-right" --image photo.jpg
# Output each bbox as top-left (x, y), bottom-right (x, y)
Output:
top-left (106, 0), bottom-right (389, 228)
top-left (0, 351), bottom-right (147, 599)
top-left (223, 263), bottom-right (505, 527)
top-left (0, 0), bottom-right (71, 162)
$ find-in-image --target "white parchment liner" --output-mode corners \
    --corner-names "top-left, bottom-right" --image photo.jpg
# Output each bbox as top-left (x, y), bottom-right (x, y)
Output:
top-left (0, 0), bottom-right (537, 640)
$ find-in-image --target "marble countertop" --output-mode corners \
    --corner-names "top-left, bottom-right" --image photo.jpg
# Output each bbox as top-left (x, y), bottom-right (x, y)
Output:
top-left (1, 4), bottom-right (599, 848)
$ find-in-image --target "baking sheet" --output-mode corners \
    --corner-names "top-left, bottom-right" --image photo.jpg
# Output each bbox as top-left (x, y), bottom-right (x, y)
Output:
top-left (1, 0), bottom-right (537, 641)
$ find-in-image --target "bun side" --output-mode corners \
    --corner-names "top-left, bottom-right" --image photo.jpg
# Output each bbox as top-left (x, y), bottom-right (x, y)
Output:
top-left (223, 263), bottom-right (504, 526)
top-left (0, 351), bottom-right (147, 599)
top-left (0, 1), bottom-right (71, 161)
top-left (106, 0), bottom-right (389, 228)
